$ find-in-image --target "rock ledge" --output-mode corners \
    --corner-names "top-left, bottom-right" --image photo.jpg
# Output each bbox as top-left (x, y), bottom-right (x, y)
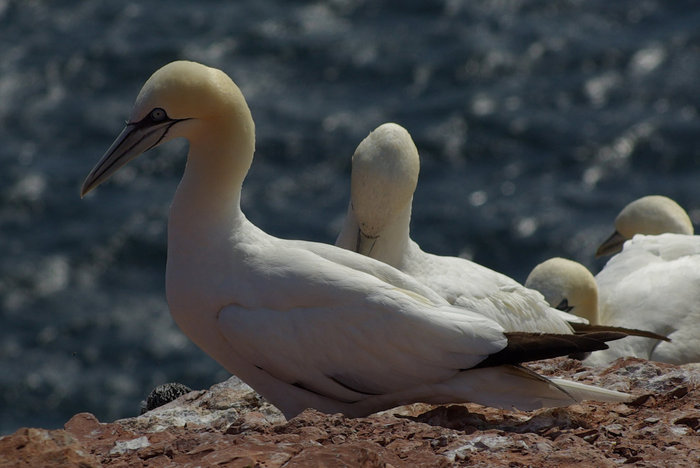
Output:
top-left (2, 358), bottom-right (700, 467)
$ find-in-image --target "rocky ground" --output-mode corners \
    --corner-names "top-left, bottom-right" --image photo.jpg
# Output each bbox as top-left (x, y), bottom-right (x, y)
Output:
top-left (1, 357), bottom-right (699, 467)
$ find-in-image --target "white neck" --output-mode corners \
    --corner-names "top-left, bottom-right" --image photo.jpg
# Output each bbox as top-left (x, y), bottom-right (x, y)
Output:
top-left (165, 113), bottom-right (256, 345)
top-left (168, 115), bottom-right (254, 242)
top-left (336, 199), bottom-right (415, 269)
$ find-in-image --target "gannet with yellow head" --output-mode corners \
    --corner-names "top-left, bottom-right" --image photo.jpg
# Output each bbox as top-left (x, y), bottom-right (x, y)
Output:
top-left (335, 123), bottom-right (669, 346)
top-left (596, 195), bottom-right (693, 257)
top-left (82, 61), bottom-right (632, 418)
top-left (526, 253), bottom-right (699, 365)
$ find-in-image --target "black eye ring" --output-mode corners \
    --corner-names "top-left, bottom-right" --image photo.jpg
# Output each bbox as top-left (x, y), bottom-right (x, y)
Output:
top-left (150, 108), bottom-right (167, 122)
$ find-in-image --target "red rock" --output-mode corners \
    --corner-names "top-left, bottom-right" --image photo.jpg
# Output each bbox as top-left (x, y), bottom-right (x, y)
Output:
top-left (0, 427), bottom-right (100, 467)
top-left (4, 358), bottom-right (700, 466)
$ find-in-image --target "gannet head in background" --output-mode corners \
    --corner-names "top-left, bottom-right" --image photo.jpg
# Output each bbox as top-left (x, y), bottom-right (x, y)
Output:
top-left (342, 123), bottom-right (419, 257)
top-left (525, 257), bottom-right (599, 325)
top-left (81, 60), bottom-right (255, 197)
top-left (596, 195), bottom-right (694, 257)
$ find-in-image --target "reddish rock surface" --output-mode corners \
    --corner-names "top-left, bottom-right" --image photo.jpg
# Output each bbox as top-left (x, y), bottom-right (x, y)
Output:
top-left (2, 357), bottom-right (700, 467)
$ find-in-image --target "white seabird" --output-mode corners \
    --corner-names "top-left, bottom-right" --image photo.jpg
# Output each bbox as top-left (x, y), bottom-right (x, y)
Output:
top-left (335, 123), bottom-right (613, 334)
top-left (596, 195), bottom-right (693, 257)
top-left (526, 251), bottom-right (698, 365)
top-left (525, 258), bottom-right (600, 327)
top-left (559, 195), bottom-right (700, 365)
top-left (81, 61), bottom-right (631, 419)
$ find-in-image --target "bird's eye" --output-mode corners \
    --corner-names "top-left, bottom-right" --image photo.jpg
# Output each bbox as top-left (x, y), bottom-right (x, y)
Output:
top-left (150, 108), bottom-right (167, 121)
top-left (555, 298), bottom-right (574, 313)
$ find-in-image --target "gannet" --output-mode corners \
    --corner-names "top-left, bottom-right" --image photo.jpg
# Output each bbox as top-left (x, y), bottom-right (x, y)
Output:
top-left (335, 123), bottom-right (624, 335)
top-left (550, 195), bottom-right (700, 365)
top-left (81, 61), bottom-right (632, 419)
top-left (525, 258), bottom-right (600, 326)
top-left (596, 195), bottom-right (693, 257)
top-left (526, 253), bottom-right (698, 365)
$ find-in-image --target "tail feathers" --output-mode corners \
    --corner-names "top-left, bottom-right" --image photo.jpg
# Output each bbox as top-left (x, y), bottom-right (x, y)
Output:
top-left (570, 322), bottom-right (671, 342)
top-left (392, 365), bottom-right (631, 412)
top-left (348, 365), bottom-right (633, 417)
top-left (549, 377), bottom-right (631, 403)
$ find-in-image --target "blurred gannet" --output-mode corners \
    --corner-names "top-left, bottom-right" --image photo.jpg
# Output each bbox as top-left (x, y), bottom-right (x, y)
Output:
top-left (81, 61), bottom-right (632, 419)
top-left (525, 258), bottom-right (600, 326)
top-left (555, 195), bottom-right (700, 365)
top-left (335, 123), bottom-right (636, 336)
top-left (596, 195), bottom-right (693, 257)
top-left (526, 254), bottom-right (697, 365)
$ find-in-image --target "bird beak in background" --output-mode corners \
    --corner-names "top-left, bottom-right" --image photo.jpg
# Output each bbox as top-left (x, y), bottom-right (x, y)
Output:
top-left (596, 230), bottom-right (627, 257)
top-left (80, 118), bottom-right (181, 197)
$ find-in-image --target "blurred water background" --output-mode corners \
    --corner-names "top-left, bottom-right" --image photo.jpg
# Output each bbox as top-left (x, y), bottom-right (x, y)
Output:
top-left (1, 0), bottom-right (699, 434)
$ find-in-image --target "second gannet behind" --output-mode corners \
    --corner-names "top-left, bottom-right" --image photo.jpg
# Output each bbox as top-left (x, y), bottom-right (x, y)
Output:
top-left (81, 61), bottom-right (632, 419)
top-left (337, 123), bottom-right (600, 335)
top-left (526, 254), bottom-right (697, 365)
top-left (596, 195), bottom-right (694, 257)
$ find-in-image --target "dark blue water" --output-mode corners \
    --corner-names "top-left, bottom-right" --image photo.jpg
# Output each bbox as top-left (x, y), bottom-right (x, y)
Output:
top-left (1, 0), bottom-right (699, 434)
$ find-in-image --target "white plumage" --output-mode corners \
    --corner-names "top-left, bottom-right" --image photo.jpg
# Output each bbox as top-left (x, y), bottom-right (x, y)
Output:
top-left (595, 232), bottom-right (700, 365)
top-left (595, 196), bottom-right (699, 364)
top-left (526, 196), bottom-right (699, 365)
top-left (335, 123), bottom-right (584, 334)
top-left (81, 61), bottom-right (630, 419)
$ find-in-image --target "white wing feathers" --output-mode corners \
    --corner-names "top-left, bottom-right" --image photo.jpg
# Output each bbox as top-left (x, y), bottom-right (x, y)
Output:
top-left (218, 289), bottom-right (506, 404)
top-left (414, 251), bottom-right (579, 334)
top-left (217, 239), bottom-right (630, 415)
top-left (590, 233), bottom-right (700, 365)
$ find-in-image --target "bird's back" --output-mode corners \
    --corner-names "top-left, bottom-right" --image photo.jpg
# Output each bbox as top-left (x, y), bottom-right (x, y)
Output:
top-left (594, 233), bottom-right (700, 363)
top-left (400, 243), bottom-right (575, 334)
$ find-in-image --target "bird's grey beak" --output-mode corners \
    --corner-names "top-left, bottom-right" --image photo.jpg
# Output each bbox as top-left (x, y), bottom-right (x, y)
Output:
top-left (595, 230), bottom-right (627, 257)
top-left (81, 115), bottom-right (182, 197)
top-left (355, 229), bottom-right (379, 256)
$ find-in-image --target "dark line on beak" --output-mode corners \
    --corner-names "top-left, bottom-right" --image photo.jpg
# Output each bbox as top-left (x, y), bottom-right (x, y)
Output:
top-left (144, 120), bottom-right (178, 152)
top-left (95, 120), bottom-right (180, 182)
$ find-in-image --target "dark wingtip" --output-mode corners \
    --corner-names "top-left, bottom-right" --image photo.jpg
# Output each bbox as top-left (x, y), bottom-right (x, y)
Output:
top-left (570, 323), bottom-right (671, 342)
top-left (473, 331), bottom-right (626, 369)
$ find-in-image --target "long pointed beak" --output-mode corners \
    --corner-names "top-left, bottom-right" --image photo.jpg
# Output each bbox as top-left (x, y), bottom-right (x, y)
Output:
top-left (595, 230), bottom-right (627, 257)
top-left (80, 119), bottom-right (179, 197)
top-left (355, 229), bottom-right (379, 256)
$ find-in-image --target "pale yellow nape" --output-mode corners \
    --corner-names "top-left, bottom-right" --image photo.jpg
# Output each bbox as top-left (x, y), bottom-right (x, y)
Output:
top-left (525, 257), bottom-right (599, 325)
top-left (131, 61), bottom-right (255, 148)
top-left (615, 195), bottom-right (694, 240)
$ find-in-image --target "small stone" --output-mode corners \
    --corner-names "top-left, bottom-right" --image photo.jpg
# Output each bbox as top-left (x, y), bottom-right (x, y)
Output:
top-left (109, 436), bottom-right (150, 455)
top-left (674, 415), bottom-right (700, 431)
top-left (627, 393), bottom-right (653, 406)
top-left (430, 435), bottom-right (449, 448)
top-left (604, 423), bottom-right (624, 437)
top-left (668, 386), bottom-right (689, 399)
top-left (575, 429), bottom-right (600, 444)
top-left (611, 404), bottom-right (633, 416)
